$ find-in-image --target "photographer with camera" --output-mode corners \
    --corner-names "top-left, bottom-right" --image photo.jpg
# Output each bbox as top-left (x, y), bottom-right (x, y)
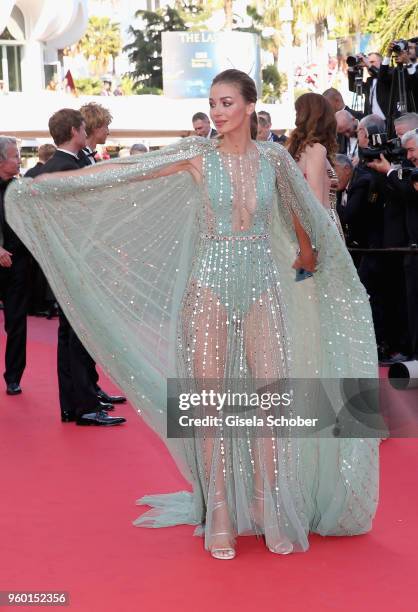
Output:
top-left (342, 114), bottom-right (410, 363)
top-left (379, 39), bottom-right (417, 134)
top-left (347, 52), bottom-right (388, 119)
top-left (367, 127), bottom-right (418, 361)
top-left (405, 38), bottom-right (418, 112)
top-left (340, 115), bottom-right (387, 361)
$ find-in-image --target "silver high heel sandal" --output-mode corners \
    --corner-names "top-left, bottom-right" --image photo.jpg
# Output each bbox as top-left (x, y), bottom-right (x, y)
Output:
top-left (251, 486), bottom-right (293, 555)
top-left (210, 532), bottom-right (236, 560)
top-left (210, 499), bottom-right (236, 560)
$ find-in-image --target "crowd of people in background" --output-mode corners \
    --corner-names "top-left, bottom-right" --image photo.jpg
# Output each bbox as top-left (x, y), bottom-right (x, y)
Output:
top-left (1, 37), bottom-right (418, 433)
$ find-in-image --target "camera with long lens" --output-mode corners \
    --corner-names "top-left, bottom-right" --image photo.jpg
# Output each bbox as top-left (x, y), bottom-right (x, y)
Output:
top-left (359, 126), bottom-right (406, 164)
top-left (392, 40), bottom-right (409, 53)
top-left (347, 55), bottom-right (362, 69)
top-left (347, 54), bottom-right (378, 77)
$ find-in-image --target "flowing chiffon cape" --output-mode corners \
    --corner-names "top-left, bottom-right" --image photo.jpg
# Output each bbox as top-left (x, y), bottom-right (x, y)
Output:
top-left (5, 138), bottom-right (379, 541)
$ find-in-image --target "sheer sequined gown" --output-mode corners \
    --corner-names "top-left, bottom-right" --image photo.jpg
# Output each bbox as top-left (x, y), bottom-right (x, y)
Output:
top-left (179, 148), bottom-right (295, 552)
top-left (175, 148), bottom-right (375, 554)
top-left (5, 138), bottom-right (379, 554)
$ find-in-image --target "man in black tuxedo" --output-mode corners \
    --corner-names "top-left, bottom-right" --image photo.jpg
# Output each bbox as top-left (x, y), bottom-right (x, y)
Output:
top-left (25, 144), bottom-right (56, 179)
top-left (0, 136), bottom-right (30, 396)
top-left (257, 111), bottom-right (287, 144)
top-left (29, 108), bottom-right (126, 426)
top-left (77, 102), bottom-right (126, 406)
top-left (354, 114), bottom-right (409, 362)
top-left (25, 144), bottom-right (57, 318)
top-left (348, 53), bottom-right (389, 120)
top-left (192, 112), bottom-right (218, 139)
top-left (78, 102), bottom-right (112, 167)
top-left (378, 42), bottom-right (417, 134)
top-left (335, 153), bottom-right (371, 271)
top-left (368, 128), bottom-right (418, 360)
top-left (336, 116), bottom-right (389, 360)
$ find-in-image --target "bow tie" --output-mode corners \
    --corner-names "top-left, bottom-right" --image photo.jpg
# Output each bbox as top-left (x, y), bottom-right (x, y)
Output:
top-left (86, 150), bottom-right (97, 158)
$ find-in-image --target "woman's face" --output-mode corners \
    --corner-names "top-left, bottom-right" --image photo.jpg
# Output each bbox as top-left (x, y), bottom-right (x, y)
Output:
top-left (209, 82), bottom-right (255, 136)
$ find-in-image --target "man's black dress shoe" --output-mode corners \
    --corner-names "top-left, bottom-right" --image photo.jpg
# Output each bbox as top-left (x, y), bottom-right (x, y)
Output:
top-left (6, 383), bottom-right (22, 395)
top-left (62, 403), bottom-right (113, 421)
top-left (99, 401), bottom-right (115, 411)
top-left (379, 352), bottom-right (409, 366)
top-left (76, 410), bottom-right (126, 426)
top-left (97, 388), bottom-right (126, 404)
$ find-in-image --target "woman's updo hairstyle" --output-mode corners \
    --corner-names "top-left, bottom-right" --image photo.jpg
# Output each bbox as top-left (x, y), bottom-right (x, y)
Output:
top-left (211, 69), bottom-right (258, 140)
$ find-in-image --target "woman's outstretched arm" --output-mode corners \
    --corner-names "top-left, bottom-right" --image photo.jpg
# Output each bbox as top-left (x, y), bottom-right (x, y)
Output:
top-left (32, 158), bottom-right (202, 184)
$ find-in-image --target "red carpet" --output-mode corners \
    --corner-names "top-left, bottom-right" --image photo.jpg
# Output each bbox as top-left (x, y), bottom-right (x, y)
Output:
top-left (1, 315), bottom-right (417, 611)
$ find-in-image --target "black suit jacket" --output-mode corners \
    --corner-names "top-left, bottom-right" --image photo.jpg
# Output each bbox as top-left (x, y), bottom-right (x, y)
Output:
top-left (378, 64), bottom-right (416, 126)
top-left (348, 71), bottom-right (391, 118)
top-left (338, 167), bottom-right (371, 247)
top-left (387, 169), bottom-right (418, 244)
top-left (337, 133), bottom-right (350, 155)
top-left (29, 150), bottom-right (80, 177)
top-left (341, 163), bottom-right (386, 248)
top-left (77, 148), bottom-right (96, 168)
top-left (25, 162), bottom-right (44, 178)
top-left (407, 68), bottom-right (418, 111)
top-left (0, 178), bottom-right (28, 255)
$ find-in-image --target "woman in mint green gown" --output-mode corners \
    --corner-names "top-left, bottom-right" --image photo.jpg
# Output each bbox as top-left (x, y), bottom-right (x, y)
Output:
top-left (5, 70), bottom-right (379, 560)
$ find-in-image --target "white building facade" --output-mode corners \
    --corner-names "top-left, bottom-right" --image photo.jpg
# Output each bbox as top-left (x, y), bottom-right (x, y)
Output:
top-left (0, 0), bottom-right (88, 94)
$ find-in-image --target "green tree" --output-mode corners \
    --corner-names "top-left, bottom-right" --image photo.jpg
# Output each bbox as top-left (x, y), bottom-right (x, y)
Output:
top-left (261, 64), bottom-right (287, 102)
top-left (124, 5), bottom-right (191, 89)
top-left (73, 77), bottom-right (102, 95)
top-left (378, 0), bottom-right (418, 51)
top-left (224, 0), bottom-right (234, 29)
top-left (291, 0), bottom-right (383, 88)
top-left (174, 0), bottom-right (219, 28)
top-left (243, 3), bottom-right (284, 66)
top-left (73, 16), bottom-right (121, 77)
top-left (365, 0), bottom-right (389, 37)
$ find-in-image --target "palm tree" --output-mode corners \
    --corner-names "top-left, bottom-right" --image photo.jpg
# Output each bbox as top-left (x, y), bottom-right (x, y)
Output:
top-left (378, 0), bottom-right (418, 51)
top-left (224, 0), bottom-right (234, 29)
top-left (252, 0), bottom-right (285, 66)
top-left (292, 0), bottom-right (382, 89)
top-left (73, 16), bottom-right (121, 77)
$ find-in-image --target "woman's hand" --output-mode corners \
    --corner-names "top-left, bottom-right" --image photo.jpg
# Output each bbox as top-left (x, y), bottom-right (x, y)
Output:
top-left (292, 248), bottom-right (318, 273)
